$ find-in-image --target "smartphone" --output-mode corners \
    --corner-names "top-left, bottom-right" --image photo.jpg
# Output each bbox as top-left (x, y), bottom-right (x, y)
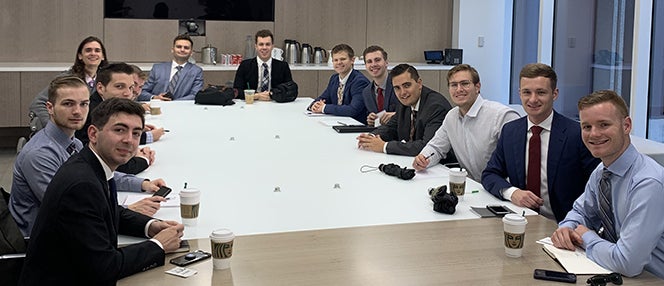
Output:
top-left (533, 269), bottom-right (577, 283)
top-left (486, 205), bottom-right (511, 216)
top-left (169, 250), bottom-right (212, 266)
top-left (163, 91), bottom-right (173, 99)
top-left (153, 186), bottom-right (172, 197)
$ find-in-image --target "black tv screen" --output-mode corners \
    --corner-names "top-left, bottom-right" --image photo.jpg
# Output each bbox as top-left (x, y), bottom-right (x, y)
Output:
top-left (105, 0), bottom-right (274, 21)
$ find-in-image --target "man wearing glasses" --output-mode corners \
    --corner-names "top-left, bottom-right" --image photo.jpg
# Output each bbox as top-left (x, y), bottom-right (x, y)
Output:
top-left (413, 64), bottom-right (520, 181)
top-left (482, 63), bottom-right (599, 222)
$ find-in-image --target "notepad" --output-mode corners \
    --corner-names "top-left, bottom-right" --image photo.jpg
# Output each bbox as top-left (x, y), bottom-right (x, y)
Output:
top-left (542, 243), bottom-right (612, 274)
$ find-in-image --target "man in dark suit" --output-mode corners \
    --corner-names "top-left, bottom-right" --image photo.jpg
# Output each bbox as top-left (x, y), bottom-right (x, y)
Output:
top-left (308, 44), bottom-right (370, 124)
top-left (356, 64), bottom-right (452, 156)
top-left (20, 98), bottom-right (184, 285)
top-left (482, 63), bottom-right (599, 222)
top-left (233, 29), bottom-right (293, 101)
top-left (138, 34), bottom-right (204, 101)
top-left (76, 62), bottom-right (156, 175)
top-left (361, 46), bottom-right (398, 126)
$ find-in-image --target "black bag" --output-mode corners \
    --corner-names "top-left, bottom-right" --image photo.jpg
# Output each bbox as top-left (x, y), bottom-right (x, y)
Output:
top-left (0, 187), bottom-right (26, 286)
top-left (195, 85), bottom-right (236, 106)
top-left (270, 81), bottom-right (298, 103)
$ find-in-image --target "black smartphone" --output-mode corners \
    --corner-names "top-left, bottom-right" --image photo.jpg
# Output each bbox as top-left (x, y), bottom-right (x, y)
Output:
top-left (169, 250), bottom-right (212, 266)
top-left (533, 269), bottom-right (577, 283)
top-left (486, 205), bottom-right (511, 216)
top-left (163, 91), bottom-right (173, 99)
top-left (153, 186), bottom-right (172, 197)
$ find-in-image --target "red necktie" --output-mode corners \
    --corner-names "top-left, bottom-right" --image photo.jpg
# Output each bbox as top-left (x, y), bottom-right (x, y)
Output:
top-left (527, 126), bottom-right (543, 197)
top-left (376, 87), bottom-right (384, 111)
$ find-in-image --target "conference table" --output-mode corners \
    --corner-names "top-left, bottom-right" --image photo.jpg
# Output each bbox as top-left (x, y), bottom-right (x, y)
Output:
top-left (117, 99), bottom-right (661, 284)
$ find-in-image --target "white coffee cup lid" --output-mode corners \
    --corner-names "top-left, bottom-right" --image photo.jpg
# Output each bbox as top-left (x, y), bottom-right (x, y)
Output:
top-left (210, 228), bottom-right (235, 241)
top-left (503, 213), bottom-right (528, 225)
top-left (180, 188), bottom-right (200, 195)
top-left (449, 167), bottom-right (467, 176)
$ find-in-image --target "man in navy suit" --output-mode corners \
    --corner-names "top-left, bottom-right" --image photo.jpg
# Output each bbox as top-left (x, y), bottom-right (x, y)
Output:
top-left (482, 63), bottom-right (599, 222)
top-left (139, 34), bottom-right (204, 101)
top-left (308, 44), bottom-right (370, 124)
top-left (361, 45), bottom-right (397, 126)
top-left (233, 29), bottom-right (293, 101)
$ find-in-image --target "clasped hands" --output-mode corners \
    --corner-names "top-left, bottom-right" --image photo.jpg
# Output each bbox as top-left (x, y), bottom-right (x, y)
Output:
top-left (310, 99), bottom-right (326, 113)
top-left (356, 133), bottom-right (385, 152)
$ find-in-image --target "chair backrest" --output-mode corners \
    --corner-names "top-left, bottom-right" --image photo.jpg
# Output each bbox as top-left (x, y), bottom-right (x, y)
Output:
top-left (0, 187), bottom-right (26, 286)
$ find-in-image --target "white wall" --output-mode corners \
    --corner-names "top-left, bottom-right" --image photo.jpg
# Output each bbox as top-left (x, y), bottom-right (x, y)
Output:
top-left (454, 0), bottom-right (513, 105)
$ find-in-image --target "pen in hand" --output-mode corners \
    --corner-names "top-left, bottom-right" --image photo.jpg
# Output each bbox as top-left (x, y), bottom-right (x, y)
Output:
top-left (424, 153), bottom-right (435, 160)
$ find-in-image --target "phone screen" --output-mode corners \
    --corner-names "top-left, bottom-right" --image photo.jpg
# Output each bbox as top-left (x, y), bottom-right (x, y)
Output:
top-left (486, 205), bottom-right (510, 215)
top-left (153, 186), bottom-right (172, 197)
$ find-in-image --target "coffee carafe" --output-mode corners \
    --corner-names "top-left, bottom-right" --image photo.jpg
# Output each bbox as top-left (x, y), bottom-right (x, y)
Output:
top-left (314, 47), bottom-right (327, 64)
top-left (202, 44), bottom-right (218, 65)
top-left (301, 43), bottom-right (313, 64)
top-left (284, 39), bottom-right (300, 64)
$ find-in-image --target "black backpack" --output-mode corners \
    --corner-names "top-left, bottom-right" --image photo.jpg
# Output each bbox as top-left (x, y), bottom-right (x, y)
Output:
top-left (270, 81), bottom-right (298, 103)
top-left (195, 85), bottom-right (236, 106)
top-left (0, 187), bottom-right (26, 286)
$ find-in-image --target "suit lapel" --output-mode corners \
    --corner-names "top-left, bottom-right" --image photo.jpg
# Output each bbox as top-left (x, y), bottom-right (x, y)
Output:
top-left (79, 147), bottom-right (120, 236)
top-left (512, 118), bottom-right (528, 187)
top-left (547, 112), bottom-right (566, 190)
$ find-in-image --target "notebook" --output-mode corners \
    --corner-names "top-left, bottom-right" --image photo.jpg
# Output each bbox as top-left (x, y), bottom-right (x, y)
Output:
top-left (332, 125), bottom-right (377, 133)
top-left (542, 243), bottom-right (611, 274)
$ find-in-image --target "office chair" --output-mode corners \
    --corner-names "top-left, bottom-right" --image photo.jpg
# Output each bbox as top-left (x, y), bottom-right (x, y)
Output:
top-left (0, 187), bottom-right (27, 286)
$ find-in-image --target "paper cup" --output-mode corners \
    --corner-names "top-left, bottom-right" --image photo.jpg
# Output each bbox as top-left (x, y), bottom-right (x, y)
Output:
top-left (149, 100), bottom-right (162, 115)
top-left (448, 167), bottom-right (467, 197)
top-left (502, 214), bottom-right (528, 257)
top-left (244, 89), bottom-right (255, 104)
top-left (210, 228), bottom-right (235, 269)
top-left (179, 188), bottom-right (200, 226)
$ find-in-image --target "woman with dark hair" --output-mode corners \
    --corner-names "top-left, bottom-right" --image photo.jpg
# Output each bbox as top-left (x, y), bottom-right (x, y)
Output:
top-left (28, 36), bottom-right (108, 131)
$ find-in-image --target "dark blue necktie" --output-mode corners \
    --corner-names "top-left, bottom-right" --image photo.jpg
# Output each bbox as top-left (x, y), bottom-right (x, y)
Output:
top-left (261, 62), bottom-right (270, 92)
top-left (66, 142), bottom-right (77, 156)
top-left (598, 169), bottom-right (617, 242)
top-left (168, 66), bottom-right (183, 94)
top-left (108, 179), bottom-right (118, 208)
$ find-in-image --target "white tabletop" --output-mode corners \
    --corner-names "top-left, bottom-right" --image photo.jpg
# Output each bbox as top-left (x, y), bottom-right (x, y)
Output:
top-left (120, 99), bottom-right (534, 243)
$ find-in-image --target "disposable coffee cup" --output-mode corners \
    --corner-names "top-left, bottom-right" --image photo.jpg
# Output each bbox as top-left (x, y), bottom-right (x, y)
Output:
top-left (448, 167), bottom-right (467, 197)
top-left (210, 228), bottom-right (235, 270)
top-left (502, 214), bottom-right (528, 258)
top-left (244, 89), bottom-right (255, 104)
top-left (179, 188), bottom-right (200, 226)
top-left (149, 100), bottom-right (162, 115)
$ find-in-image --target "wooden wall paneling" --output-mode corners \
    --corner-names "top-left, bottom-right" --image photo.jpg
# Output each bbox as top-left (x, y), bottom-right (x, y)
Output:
top-left (274, 0), bottom-right (367, 55)
top-left (418, 70), bottom-right (441, 96)
top-left (204, 21), bottom-right (275, 59)
top-left (366, 0), bottom-right (453, 62)
top-left (439, 70), bottom-right (452, 104)
top-left (317, 70), bottom-right (336, 96)
top-left (0, 73), bottom-right (22, 127)
top-left (104, 19), bottom-right (178, 62)
top-left (0, 0), bottom-right (103, 62)
top-left (291, 70), bottom-right (318, 98)
top-left (19, 72), bottom-right (62, 126)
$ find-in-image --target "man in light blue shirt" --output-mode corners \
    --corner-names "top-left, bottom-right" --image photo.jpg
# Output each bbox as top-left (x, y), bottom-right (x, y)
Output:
top-left (9, 76), bottom-right (167, 236)
top-left (552, 90), bottom-right (664, 278)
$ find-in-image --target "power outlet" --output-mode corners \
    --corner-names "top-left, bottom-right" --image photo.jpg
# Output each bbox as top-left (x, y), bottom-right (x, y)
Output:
top-left (478, 36), bottom-right (485, 47)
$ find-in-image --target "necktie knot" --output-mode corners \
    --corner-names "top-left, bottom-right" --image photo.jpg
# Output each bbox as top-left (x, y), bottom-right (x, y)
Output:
top-left (66, 142), bottom-right (77, 155)
top-left (176, 65), bottom-right (183, 71)
top-left (531, 125), bottom-right (543, 135)
top-left (602, 168), bottom-right (612, 180)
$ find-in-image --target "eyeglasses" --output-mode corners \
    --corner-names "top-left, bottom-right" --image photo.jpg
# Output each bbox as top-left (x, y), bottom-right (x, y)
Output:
top-left (448, 80), bottom-right (473, 90)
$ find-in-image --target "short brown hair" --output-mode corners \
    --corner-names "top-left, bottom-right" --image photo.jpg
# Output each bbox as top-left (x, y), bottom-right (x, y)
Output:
top-left (519, 63), bottom-right (557, 90)
top-left (96, 62), bottom-right (134, 87)
top-left (255, 29), bottom-right (274, 43)
top-left (447, 64), bottom-right (480, 84)
top-left (48, 76), bottom-right (89, 103)
top-left (173, 34), bottom-right (193, 47)
top-left (578, 90), bottom-right (629, 118)
top-left (91, 97), bottom-right (145, 130)
top-left (129, 64), bottom-right (148, 81)
top-left (389, 64), bottom-right (420, 81)
top-left (362, 45), bottom-right (387, 61)
top-left (332, 44), bottom-right (354, 58)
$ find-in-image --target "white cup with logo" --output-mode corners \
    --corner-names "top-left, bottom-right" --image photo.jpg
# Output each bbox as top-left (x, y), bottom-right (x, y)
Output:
top-left (448, 167), bottom-right (467, 197)
top-left (210, 228), bottom-right (235, 269)
top-left (502, 214), bottom-right (528, 257)
top-left (179, 188), bottom-right (200, 226)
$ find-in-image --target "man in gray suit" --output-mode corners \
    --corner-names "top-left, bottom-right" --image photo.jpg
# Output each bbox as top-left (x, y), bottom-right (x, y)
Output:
top-left (138, 34), bottom-right (204, 101)
top-left (357, 64), bottom-right (452, 156)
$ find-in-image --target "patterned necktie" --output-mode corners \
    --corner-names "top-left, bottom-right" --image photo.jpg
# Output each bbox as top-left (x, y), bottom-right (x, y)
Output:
top-left (410, 110), bottom-right (418, 141)
top-left (337, 83), bottom-right (345, 105)
top-left (87, 79), bottom-right (95, 89)
top-left (527, 126), bottom-right (543, 198)
top-left (66, 142), bottom-right (77, 156)
top-left (376, 87), bottom-right (384, 111)
top-left (261, 62), bottom-right (270, 92)
top-left (598, 169), bottom-right (618, 242)
top-left (168, 66), bottom-right (183, 94)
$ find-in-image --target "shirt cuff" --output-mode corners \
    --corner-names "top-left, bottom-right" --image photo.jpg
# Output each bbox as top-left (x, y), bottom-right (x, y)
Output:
top-left (149, 238), bottom-right (164, 250)
top-left (501, 187), bottom-right (519, 201)
top-left (145, 218), bottom-right (159, 237)
top-left (145, 131), bottom-right (154, 144)
top-left (382, 142), bottom-right (388, 153)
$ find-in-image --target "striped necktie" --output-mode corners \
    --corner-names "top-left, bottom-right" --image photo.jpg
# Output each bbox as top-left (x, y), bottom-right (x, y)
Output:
top-left (598, 169), bottom-right (618, 242)
top-left (337, 83), bottom-right (344, 105)
top-left (261, 62), bottom-right (270, 92)
top-left (409, 110), bottom-right (417, 140)
top-left (168, 65), bottom-right (183, 94)
top-left (66, 142), bottom-right (77, 156)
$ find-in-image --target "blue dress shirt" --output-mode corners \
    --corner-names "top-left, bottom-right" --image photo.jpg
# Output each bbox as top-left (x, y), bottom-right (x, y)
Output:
top-left (559, 144), bottom-right (664, 278)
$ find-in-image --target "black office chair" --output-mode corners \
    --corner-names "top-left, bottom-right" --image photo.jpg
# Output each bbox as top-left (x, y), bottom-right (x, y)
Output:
top-left (0, 187), bottom-right (27, 286)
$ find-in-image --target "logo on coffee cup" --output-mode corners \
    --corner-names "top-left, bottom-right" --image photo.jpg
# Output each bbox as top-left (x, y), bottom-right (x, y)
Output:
top-left (180, 203), bottom-right (200, 218)
top-left (449, 181), bottom-right (465, 196)
top-left (504, 231), bottom-right (525, 249)
top-left (212, 240), bottom-right (234, 259)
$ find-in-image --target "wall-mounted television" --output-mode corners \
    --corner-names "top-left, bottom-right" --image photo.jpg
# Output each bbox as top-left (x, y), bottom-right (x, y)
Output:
top-left (105, 0), bottom-right (275, 21)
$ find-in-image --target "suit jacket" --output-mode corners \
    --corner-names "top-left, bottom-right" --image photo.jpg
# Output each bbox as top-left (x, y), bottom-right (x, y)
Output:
top-left (313, 69), bottom-right (370, 124)
top-left (138, 62), bottom-right (204, 101)
top-left (373, 86), bottom-right (452, 156)
top-left (75, 91), bottom-right (148, 175)
top-left (481, 111), bottom-right (600, 222)
top-left (19, 147), bottom-right (164, 285)
top-left (361, 76), bottom-right (398, 114)
top-left (233, 58), bottom-right (293, 99)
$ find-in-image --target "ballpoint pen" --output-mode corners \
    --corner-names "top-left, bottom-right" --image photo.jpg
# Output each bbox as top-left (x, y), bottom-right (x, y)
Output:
top-left (424, 153), bottom-right (435, 160)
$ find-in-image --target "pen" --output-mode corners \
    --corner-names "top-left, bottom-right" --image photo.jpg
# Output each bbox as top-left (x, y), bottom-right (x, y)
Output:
top-left (424, 153), bottom-right (435, 160)
top-left (184, 182), bottom-right (188, 189)
top-left (337, 121), bottom-right (348, 126)
top-left (164, 129), bottom-right (170, 132)
top-left (471, 190), bottom-right (479, 194)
